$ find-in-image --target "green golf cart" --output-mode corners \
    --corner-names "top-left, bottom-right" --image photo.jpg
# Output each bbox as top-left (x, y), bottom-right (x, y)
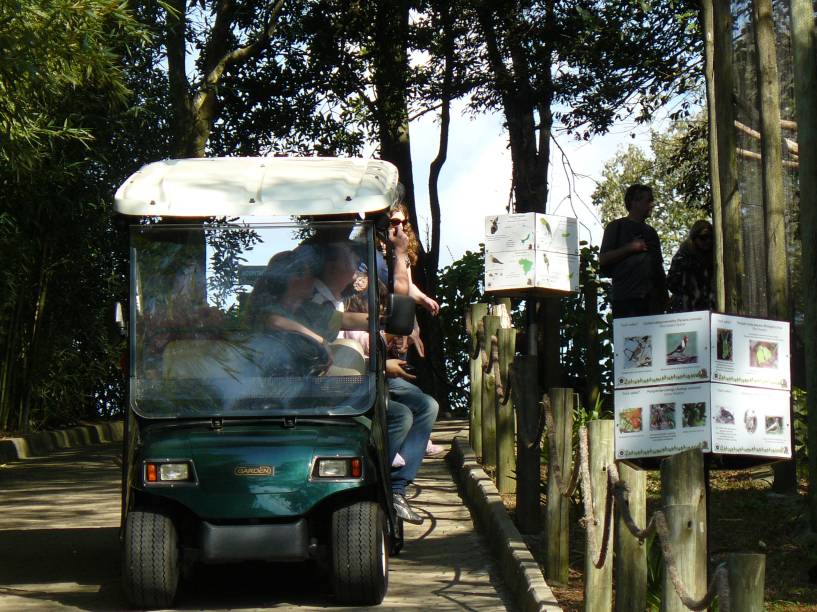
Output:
top-left (114, 157), bottom-right (413, 608)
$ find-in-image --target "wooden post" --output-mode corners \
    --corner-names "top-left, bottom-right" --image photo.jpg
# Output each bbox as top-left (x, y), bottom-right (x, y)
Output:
top-left (583, 275), bottom-right (601, 410)
top-left (753, 0), bottom-right (789, 319)
top-left (660, 449), bottom-right (707, 612)
top-left (540, 296), bottom-right (562, 389)
top-left (495, 297), bottom-right (512, 327)
top-left (789, 0), bottom-right (817, 531)
top-left (727, 553), bottom-right (765, 611)
top-left (702, 0), bottom-right (726, 310)
top-left (584, 419), bottom-right (614, 612)
top-left (753, 0), bottom-right (797, 496)
top-left (481, 314), bottom-right (500, 470)
top-left (496, 327), bottom-right (517, 494)
top-left (713, 0), bottom-right (744, 313)
top-left (512, 356), bottom-right (541, 534)
top-left (546, 387), bottom-right (574, 584)
top-left (615, 462), bottom-right (647, 612)
top-left (469, 303), bottom-right (488, 457)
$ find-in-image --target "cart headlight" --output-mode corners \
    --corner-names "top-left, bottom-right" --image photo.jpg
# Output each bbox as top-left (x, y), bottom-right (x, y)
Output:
top-left (144, 461), bottom-right (195, 484)
top-left (313, 457), bottom-right (362, 479)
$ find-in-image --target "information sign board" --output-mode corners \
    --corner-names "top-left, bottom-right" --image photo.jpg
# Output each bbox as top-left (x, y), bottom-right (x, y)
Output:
top-left (613, 311), bottom-right (791, 460)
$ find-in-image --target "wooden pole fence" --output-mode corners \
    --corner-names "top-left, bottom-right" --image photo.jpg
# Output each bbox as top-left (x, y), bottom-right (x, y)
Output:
top-left (496, 327), bottom-right (516, 494)
top-left (467, 303), bottom-right (487, 457)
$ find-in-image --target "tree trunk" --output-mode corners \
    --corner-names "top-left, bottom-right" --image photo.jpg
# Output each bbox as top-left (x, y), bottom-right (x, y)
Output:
top-left (426, 0), bottom-right (454, 285)
top-left (702, 0), bottom-right (726, 312)
top-left (752, 0), bottom-right (789, 320)
top-left (476, 4), bottom-right (556, 385)
top-left (374, 0), bottom-right (415, 209)
top-left (753, 0), bottom-right (796, 494)
top-left (789, 0), bottom-right (817, 530)
top-left (165, 0), bottom-right (195, 157)
top-left (712, 0), bottom-right (744, 313)
top-left (164, 0), bottom-right (285, 158)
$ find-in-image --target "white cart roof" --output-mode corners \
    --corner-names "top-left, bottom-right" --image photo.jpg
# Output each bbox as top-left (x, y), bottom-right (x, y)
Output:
top-left (114, 157), bottom-right (400, 217)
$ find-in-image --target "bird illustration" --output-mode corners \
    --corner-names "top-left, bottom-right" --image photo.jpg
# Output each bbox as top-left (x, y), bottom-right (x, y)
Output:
top-left (489, 217), bottom-right (498, 234)
top-left (667, 335), bottom-right (688, 357)
top-left (489, 255), bottom-right (504, 265)
top-left (626, 336), bottom-right (650, 365)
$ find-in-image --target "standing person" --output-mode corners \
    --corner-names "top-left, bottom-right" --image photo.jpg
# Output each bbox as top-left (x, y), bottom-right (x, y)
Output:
top-left (667, 220), bottom-right (715, 313)
top-left (599, 184), bottom-right (668, 318)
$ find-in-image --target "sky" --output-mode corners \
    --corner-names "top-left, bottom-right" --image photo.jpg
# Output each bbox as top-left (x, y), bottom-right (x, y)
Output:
top-left (406, 100), bottom-right (678, 267)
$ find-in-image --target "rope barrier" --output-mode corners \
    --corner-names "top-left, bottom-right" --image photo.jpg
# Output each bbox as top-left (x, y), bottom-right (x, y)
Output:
top-left (542, 399), bottom-right (732, 611)
top-left (477, 332), bottom-right (514, 405)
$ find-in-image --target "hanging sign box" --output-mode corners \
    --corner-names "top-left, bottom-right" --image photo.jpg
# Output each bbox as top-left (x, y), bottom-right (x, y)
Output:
top-left (483, 213), bottom-right (580, 297)
top-left (613, 311), bottom-right (791, 460)
top-left (484, 213), bottom-right (579, 255)
top-left (484, 250), bottom-right (579, 295)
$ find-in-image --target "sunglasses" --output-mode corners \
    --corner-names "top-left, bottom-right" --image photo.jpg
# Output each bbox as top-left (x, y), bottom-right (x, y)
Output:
top-left (695, 233), bottom-right (712, 240)
top-left (389, 218), bottom-right (409, 228)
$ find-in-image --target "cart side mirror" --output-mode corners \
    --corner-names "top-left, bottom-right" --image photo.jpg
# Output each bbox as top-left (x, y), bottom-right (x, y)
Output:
top-left (114, 302), bottom-right (128, 337)
top-left (383, 294), bottom-right (415, 336)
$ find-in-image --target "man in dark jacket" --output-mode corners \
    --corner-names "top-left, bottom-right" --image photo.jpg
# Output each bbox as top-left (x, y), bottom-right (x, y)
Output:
top-left (599, 184), bottom-right (668, 318)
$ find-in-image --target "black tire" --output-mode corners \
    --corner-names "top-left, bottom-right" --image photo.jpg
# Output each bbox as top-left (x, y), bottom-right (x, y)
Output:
top-left (122, 510), bottom-right (180, 609)
top-left (331, 501), bottom-right (389, 605)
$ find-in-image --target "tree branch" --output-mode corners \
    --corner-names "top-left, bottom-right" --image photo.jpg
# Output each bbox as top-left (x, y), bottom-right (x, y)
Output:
top-left (201, 0), bottom-right (286, 94)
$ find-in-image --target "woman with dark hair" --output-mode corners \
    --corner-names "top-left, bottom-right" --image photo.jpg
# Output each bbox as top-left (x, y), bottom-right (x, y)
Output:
top-left (667, 220), bottom-right (715, 313)
top-left (386, 202), bottom-right (439, 315)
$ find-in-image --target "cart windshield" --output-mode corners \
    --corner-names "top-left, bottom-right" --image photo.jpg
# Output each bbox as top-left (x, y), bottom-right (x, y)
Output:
top-left (129, 220), bottom-right (380, 419)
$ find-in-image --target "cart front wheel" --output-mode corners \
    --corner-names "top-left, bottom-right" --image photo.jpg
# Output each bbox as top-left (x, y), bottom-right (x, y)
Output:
top-left (122, 510), bottom-right (180, 609)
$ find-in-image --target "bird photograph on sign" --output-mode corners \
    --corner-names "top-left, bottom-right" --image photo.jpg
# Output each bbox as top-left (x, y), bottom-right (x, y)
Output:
top-left (666, 331), bottom-right (698, 365)
top-left (623, 335), bottom-right (652, 369)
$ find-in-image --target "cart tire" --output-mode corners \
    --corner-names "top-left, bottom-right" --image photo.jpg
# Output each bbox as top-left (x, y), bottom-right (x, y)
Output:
top-left (331, 501), bottom-right (388, 604)
top-left (122, 510), bottom-right (180, 609)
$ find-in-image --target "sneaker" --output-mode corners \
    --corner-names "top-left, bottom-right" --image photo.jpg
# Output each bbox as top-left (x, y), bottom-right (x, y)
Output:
top-left (391, 452), bottom-right (406, 468)
top-left (392, 492), bottom-right (423, 524)
top-left (425, 441), bottom-right (446, 457)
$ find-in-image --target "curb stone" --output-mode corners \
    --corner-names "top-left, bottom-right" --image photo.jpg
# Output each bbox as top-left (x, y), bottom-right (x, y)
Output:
top-left (450, 434), bottom-right (562, 612)
top-left (0, 421), bottom-right (124, 464)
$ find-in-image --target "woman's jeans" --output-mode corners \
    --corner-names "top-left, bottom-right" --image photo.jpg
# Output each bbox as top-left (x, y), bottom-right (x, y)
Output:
top-left (386, 377), bottom-right (438, 495)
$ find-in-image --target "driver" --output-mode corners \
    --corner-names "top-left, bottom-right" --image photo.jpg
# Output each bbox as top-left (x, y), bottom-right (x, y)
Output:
top-left (248, 245), bottom-right (368, 344)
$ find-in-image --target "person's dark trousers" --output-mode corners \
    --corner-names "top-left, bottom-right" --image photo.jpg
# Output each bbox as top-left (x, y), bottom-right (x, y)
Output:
top-left (612, 298), bottom-right (652, 319)
top-left (386, 377), bottom-right (438, 495)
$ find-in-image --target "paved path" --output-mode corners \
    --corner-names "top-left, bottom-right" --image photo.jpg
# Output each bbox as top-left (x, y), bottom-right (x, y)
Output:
top-left (0, 420), bottom-right (514, 611)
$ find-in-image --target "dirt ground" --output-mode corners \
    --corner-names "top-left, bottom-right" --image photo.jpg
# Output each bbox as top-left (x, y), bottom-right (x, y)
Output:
top-left (502, 464), bottom-right (817, 611)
